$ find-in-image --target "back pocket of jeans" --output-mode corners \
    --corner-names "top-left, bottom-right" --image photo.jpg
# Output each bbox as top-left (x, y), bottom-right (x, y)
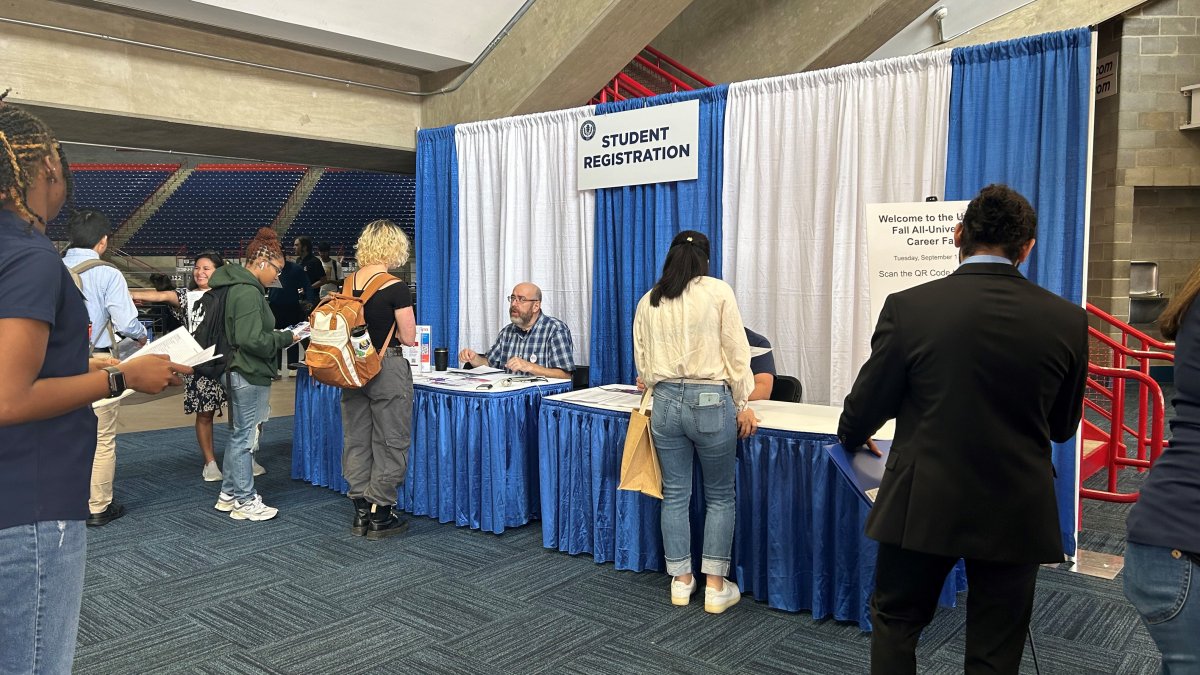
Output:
top-left (692, 398), bottom-right (726, 435)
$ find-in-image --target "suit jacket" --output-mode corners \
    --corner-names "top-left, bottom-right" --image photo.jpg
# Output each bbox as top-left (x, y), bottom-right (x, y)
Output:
top-left (838, 263), bottom-right (1088, 563)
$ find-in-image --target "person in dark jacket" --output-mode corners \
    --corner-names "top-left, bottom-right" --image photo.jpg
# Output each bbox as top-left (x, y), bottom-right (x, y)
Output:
top-left (208, 228), bottom-right (297, 522)
top-left (1124, 259), bottom-right (1200, 671)
top-left (838, 184), bottom-right (1088, 674)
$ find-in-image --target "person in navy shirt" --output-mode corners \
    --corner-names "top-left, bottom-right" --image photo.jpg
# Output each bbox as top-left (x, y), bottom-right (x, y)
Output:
top-left (1125, 260), bottom-right (1200, 670)
top-left (0, 99), bottom-right (187, 674)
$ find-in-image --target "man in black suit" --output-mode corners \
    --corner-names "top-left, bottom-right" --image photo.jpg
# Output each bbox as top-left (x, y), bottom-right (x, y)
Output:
top-left (838, 184), bottom-right (1088, 674)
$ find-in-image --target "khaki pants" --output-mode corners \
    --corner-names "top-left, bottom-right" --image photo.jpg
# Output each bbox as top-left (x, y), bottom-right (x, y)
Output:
top-left (89, 399), bottom-right (121, 514)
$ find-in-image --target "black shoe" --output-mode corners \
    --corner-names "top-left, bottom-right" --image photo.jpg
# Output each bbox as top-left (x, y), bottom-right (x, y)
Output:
top-left (351, 497), bottom-right (370, 537)
top-left (365, 504), bottom-right (408, 541)
top-left (86, 503), bottom-right (126, 527)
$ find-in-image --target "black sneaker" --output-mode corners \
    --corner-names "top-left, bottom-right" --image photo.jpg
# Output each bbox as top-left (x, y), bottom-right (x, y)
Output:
top-left (86, 503), bottom-right (126, 527)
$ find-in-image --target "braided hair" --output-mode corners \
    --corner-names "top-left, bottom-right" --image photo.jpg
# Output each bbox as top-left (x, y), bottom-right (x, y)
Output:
top-left (0, 90), bottom-right (73, 229)
top-left (959, 184), bottom-right (1037, 262)
top-left (244, 227), bottom-right (283, 264)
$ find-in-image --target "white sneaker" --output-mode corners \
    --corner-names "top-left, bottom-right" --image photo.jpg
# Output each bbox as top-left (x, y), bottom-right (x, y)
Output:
top-left (252, 459), bottom-right (266, 476)
top-left (229, 494), bottom-right (278, 521)
top-left (214, 492), bottom-right (236, 512)
top-left (704, 578), bottom-right (741, 614)
top-left (670, 577), bottom-right (697, 606)
top-left (202, 461), bottom-right (222, 482)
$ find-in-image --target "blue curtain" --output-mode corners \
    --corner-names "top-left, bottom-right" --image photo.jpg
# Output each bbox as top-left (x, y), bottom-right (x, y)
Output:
top-left (589, 86), bottom-right (729, 386)
top-left (415, 126), bottom-right (460, 362)
top-left (945, 28), bottom-right (1092, 555)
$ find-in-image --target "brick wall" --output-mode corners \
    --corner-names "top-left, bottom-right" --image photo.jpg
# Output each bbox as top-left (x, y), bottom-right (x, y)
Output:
top-left (1089, 0), bottom-right (1200, 323)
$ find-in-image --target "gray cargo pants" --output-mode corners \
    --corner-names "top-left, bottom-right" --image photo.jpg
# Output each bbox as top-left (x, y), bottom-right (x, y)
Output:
top-left (340, 354), bottom-right (413, 506)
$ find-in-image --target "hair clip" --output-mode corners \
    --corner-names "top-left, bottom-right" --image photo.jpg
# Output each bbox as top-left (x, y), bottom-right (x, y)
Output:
top-left (686, 236), bottom-right (693, 242)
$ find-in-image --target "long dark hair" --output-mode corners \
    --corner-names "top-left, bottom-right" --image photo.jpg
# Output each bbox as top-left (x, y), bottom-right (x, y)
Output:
top-left (188, 250), bottom-right (226, 290)
top-left (649, 230), bottom-right (710, 307)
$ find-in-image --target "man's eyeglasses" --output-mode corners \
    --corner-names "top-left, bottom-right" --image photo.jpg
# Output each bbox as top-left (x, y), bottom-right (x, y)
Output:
top-left (476, 376), bottom-right (547, 390)
top-left (508, 295), bottom-right (539, 305)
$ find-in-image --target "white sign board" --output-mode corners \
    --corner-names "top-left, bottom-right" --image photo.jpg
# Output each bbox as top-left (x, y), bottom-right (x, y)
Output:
top-left (577, 99), bottom-right (699, 190)
top-left (865, 201), bottom-right (969, 324)
top-left (1096, 52), bottom-right (1118, 100)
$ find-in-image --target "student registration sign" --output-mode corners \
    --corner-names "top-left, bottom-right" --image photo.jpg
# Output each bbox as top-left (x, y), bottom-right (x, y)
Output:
top-left (576, 99), bottom-right (699, 190)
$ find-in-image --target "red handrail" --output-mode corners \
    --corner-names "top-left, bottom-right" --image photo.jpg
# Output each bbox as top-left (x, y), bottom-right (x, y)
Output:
top-left (591, 46), bottom-right (711, 104)
top-left (1080, 302), bottom-right (1174, 505)
top-left (632, 53), bottom-right (696, 93)
top-left (1088, 303), bottom-right (1175, 352)
top-left (1081, 364), bottom-right (1166, 502)
top-left (643, 45), bottom-right (715, 88)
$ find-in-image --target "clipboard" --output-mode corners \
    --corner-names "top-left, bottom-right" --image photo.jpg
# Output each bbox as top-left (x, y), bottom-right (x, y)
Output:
top-left (825, 440), bottom-right (892, 506)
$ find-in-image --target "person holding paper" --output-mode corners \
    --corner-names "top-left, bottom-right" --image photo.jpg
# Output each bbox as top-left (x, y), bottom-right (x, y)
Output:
top-left (338, 220), bottom-right (417, 540)
top-left (131, 251), bottom-right (240, 482)
top-left (62, 209), bottom-right (149, 527)
top-left (837, 184), bottom-right (1088, 674)
top-left (207, 228), bottom-right (299, 522)
top-left (0, 99), bottom-right (188, 675)
top-left (633, 230), bottom-right (758, 615)
top-left (458, 282), bottom-right (574, 379)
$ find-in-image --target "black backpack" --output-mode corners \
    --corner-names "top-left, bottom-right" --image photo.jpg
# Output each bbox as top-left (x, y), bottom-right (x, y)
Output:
top-left (191, 286), bottom-right (235, 382)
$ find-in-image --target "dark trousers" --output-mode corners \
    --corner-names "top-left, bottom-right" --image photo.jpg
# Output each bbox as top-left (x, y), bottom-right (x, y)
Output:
top-left (870, 542), bottom-right (1040, 675)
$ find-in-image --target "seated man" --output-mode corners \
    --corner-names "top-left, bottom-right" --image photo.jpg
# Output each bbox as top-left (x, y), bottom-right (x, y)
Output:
top-left (459, 282), bottom-right (574, 379)
top-left (745, 328), bottom-right (776, 401)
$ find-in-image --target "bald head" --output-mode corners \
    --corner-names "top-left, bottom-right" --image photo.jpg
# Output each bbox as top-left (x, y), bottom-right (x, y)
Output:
top-left (508, 282), bottom-right (543, 330)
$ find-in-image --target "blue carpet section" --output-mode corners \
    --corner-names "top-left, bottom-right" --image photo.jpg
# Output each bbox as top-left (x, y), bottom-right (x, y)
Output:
top-left (77, 417), bottom-right (1162, 673)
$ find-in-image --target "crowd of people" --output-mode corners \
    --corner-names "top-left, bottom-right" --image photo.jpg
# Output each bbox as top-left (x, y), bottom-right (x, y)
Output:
top-left (1, 98), bottom-right (1197, 675)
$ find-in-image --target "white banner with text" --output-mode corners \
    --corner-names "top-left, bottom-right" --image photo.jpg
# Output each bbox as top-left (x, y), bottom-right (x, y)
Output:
top-left (576, 99), bottom-right (699, 190)
top-left (865, 200), bottom-right (969, 324)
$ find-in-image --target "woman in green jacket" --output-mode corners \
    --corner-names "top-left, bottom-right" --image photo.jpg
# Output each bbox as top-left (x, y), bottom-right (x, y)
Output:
top-left (208, 228), bottom-right (297, 521)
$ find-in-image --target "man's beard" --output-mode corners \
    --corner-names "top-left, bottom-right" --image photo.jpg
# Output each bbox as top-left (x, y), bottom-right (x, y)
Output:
top-left (510, 307), bottom-right (534, 328)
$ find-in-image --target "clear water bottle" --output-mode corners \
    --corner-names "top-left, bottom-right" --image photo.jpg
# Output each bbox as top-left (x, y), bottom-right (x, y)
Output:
top-left (350, 325), bottom-right (373, 359)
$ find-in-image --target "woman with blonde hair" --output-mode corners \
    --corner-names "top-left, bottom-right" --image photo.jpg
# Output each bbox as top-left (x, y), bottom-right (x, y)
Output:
top-left (341, 219), bottom-right (416, 540)
top-left (634, 229), bottom-right (758, 614)
top-left (208, 228), bottom-right (298, 521)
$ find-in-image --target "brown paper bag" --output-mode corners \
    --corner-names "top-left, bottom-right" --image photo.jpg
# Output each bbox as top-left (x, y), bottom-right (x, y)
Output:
top-left (618, 389), bottom-right (663, 500)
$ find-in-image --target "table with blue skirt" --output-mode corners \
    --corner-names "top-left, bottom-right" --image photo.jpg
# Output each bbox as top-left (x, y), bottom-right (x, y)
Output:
top-left (292, 369), bottom-right (571, 533)
top-left (537, 395), bottom-right (967, 631)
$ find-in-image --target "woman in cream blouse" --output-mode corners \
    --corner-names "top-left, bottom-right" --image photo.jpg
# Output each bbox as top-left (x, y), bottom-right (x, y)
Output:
top-left (633, 230), bottom-right (757, 615)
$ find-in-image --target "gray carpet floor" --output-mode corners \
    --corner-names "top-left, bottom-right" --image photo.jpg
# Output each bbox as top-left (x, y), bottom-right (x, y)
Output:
top-left (77, 417), bottom-right (1163, 674)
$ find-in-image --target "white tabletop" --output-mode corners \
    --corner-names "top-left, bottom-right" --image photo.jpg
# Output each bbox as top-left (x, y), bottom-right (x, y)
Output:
top-left (546, 388), bottom-right (895, 440)
top-left (413, 371), bottom-right (571, 393)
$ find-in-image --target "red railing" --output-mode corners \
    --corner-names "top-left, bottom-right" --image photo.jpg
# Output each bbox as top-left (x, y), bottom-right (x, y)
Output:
top-left (591, 46), bottom-right (712, 104)
top-left (1081, 303), bottom-right (1174, 502)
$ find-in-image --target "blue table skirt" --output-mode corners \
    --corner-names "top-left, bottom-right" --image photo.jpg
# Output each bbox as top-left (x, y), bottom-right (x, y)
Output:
top-left (538, 398), bottom-right (967, 631)
top-left (291, 370), bottom-right (570, 533)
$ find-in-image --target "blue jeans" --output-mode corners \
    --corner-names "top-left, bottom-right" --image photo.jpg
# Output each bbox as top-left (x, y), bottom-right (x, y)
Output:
top-left (651, 381), bottom-right (737, 577)
top-left (0, 520), bottom-right (87, 675)
top-left (1124, 541), bottom-right (1200, 673)
top-left (221, 372), bottom-right (271, 502)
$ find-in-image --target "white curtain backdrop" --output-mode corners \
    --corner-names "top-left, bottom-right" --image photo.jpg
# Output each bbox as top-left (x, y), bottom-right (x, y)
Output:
top-left (722, 51), bottom-right (952, 405)
top-left (456, 106), bottom-right (596, 365)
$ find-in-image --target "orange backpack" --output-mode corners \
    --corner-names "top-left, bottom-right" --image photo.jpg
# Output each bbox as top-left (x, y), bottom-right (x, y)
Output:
top-left (305, 272), bottom-right (397, 388)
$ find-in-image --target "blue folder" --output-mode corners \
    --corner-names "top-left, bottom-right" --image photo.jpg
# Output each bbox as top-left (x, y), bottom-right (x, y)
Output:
top-left (825, 440), bottom-right (892, 506)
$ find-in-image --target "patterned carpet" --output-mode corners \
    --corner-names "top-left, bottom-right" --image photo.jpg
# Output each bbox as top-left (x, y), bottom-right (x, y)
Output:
top-left (77, 418), bottom-right (1162, 674)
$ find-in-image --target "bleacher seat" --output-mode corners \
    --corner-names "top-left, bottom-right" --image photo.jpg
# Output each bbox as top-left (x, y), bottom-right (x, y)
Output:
top-left (285, 170), bottom-right (415, 253)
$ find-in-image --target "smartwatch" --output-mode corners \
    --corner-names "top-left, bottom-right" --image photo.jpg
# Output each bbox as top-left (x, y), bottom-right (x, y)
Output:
top-left (102, 365), bottom-right (127, 398)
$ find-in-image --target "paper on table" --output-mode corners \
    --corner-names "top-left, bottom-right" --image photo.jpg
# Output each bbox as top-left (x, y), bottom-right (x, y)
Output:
top-left (553, 387), bottom-right (645, 411)
top-left (451, 365), bottom-right (506, 374)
